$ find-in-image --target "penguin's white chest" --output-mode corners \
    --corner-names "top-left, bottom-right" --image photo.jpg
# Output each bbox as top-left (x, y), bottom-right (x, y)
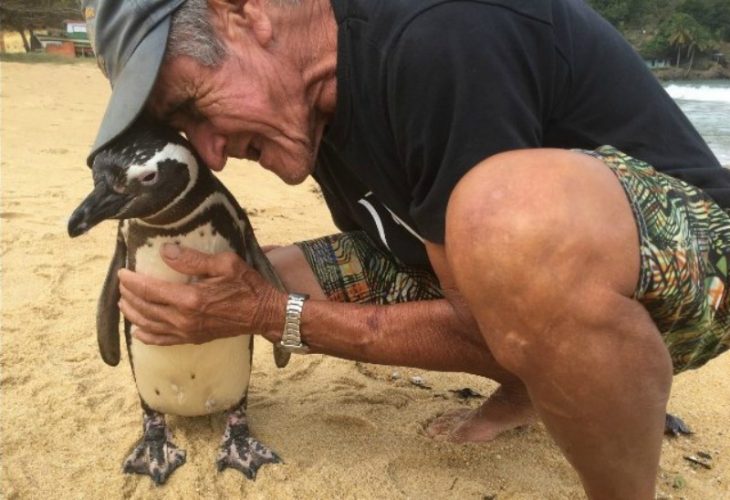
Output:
top-left (128, 222), bottom-right (251, 417)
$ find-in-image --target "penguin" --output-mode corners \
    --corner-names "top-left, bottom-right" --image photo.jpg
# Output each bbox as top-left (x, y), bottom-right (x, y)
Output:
top-left (68, 119), bottom-right (290, 485)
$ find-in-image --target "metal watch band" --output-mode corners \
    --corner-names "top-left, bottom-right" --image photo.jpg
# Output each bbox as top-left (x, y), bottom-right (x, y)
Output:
top-left (279, 293), bottom-right (310, 354)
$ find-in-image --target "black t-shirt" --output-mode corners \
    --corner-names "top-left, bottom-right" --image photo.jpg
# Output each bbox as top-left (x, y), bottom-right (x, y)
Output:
top-left (315, 0), bottom-right (727, 271)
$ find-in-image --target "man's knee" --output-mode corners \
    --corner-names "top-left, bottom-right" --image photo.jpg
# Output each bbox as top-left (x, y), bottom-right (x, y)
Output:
top-left (447, 150), bottom-right (575, 251)
top-left (443, 149), bottom-right (644, 371)
top-left (444, 149), bottom-right (640, 298)
top-left (446, 151), bottom-right (584, 297)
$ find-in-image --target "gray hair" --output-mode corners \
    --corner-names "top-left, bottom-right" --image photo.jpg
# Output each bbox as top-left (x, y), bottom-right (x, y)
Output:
top-left (166, 0), bottom-right (304, 66)
top-left (167, 0), bottom-right (227, 66)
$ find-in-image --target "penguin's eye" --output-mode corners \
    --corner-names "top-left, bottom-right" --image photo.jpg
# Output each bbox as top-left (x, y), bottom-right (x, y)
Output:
top-left (140, 172), bottom-right (158, 185)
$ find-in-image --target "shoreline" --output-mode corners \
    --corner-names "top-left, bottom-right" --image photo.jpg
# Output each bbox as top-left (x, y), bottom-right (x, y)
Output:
top-left (652, 64), bottom-right (730, 82)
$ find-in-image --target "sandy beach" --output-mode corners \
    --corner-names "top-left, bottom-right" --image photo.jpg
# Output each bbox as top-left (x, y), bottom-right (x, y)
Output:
top-left (1, 59), bottom-right (728, 499)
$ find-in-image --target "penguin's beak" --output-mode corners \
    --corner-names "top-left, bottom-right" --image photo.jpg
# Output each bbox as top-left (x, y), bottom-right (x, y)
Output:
top-left (68, 183), bottom-right (131, 237)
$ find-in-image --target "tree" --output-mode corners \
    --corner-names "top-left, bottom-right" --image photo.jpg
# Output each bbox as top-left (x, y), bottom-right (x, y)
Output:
top-left (0, 1), bottom-right (80, 52)
top-left (587, 0), bottom-right (658, 28)
top-left (684, 23), bottom-right (713, 74)
top-left (666, 13), bottom-right (695, 67)
top-left (646, 12), bottom-right (716, 69)
top-left (679, 0), bottom-right (730, 41)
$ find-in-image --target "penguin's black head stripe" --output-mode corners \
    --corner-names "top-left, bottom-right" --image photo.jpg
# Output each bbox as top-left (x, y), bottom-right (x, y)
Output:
top-left (93, 119), bottom-right (188, 169)
top-left (77, 119), bottom-right (202, 225)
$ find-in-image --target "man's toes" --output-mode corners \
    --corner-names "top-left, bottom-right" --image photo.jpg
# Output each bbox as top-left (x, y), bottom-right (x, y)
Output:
top-left (424, 408), bottom-right (473, 438)
top-left (448, 415), bottom-right (501, 443)
top-left (424, 399), bottom-right (537, 444)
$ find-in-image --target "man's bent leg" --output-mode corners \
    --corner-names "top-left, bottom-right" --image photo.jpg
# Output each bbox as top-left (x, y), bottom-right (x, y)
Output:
top-left (446, 149), bottom-right (672, 499)
top-left (266, 245), bottom-right (329, 300)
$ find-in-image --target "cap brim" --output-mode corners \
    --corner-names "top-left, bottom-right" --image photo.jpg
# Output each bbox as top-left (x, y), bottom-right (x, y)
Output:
top-left (87, 19), bottom-right (170, 166)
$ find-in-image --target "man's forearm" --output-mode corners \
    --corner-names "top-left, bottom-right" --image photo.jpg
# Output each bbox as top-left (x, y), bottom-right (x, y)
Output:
top-left (262, 244), bottom-right (511, 378)
top-left (264, 298), bottom-right (504, 378)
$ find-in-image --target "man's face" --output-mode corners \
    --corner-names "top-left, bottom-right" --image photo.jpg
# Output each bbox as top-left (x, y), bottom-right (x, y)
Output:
top-left (147, 47), bottom-right (322, 185)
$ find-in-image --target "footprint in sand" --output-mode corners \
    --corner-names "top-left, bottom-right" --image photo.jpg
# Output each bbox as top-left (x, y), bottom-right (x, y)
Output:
top-left (338, 390), bottom-right (414, 409)
top-left (0, 211), bottom-right (29, 220)
top-left (0, 374), bottom-right (31, 387)
top-left (388, 455), bottom-right (498, 498)
top-left (40, 148), bottom-right (70, 155)
top-left (321, 413), bottom-right (376, 431)
top-left (286, 356), bottom-right (324, 381)
top-left (331, 376), bottom-right (367, 391)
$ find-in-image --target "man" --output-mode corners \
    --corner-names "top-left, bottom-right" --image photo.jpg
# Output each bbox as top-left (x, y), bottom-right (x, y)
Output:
top-left (84, 0), bottom-right (730, 497)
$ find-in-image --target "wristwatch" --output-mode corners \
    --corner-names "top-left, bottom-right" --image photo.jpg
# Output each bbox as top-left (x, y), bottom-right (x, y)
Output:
top-left (279, 293), bottom-right (310, 354)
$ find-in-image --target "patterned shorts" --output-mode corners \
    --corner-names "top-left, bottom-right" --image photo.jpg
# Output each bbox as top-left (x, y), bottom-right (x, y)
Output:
top-left (296, 146), bottom-right (730, 374)
top-left (295, 232), bottom-right (443, 304)
top-left (583, 146), bottom-right (730, 373)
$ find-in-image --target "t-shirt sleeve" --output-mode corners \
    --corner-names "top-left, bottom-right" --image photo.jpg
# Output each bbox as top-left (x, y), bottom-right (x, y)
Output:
top-left (386, 3), bottom-right (555, 243)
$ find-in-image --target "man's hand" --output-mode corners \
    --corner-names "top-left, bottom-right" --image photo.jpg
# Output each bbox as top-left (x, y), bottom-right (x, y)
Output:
top-left (118, 243), bottom-right (287, 346)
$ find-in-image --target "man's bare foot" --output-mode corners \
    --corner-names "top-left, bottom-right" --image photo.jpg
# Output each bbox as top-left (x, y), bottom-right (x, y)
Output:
top-left (425, 384), bottom-right (536, 443)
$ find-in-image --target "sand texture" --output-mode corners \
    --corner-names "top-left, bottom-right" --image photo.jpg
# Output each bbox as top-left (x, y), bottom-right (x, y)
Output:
top-left (1, 60), bottom-right (729, 499)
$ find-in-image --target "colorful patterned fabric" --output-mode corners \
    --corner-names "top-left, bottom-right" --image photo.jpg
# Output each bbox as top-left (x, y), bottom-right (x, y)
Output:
top-left (585, 146), bottom-right (730, 373)
top-left (295, 231), bottom-right (443, 304)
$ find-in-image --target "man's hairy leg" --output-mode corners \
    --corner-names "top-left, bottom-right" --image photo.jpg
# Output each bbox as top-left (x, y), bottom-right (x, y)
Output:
top-left (446, 149), bottom-right (672, 499)
top-left (266, 244), bottom-right (536, 441)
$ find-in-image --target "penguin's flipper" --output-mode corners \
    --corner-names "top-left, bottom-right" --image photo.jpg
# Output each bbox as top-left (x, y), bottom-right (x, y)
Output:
top-left (216, 398), bottom-right (281, 479)
top-left (244, 231), bottom-right (292, 369)
top-left (271, 340), bottom-right (292, 368)
top-left (123, 408), bottom-right (187, 485)
top-left (244, 227), bottom-right (286, 292)
top-left (96, 224), bottom-right (126, 366)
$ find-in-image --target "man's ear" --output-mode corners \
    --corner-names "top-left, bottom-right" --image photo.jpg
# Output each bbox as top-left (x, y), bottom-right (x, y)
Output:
top-left (208, 0), bottom-right (273, 47)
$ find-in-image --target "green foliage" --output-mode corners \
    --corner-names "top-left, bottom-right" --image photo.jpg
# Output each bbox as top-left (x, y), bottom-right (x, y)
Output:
top-left (0, 0), bottom-right (80, 28)
top-left (678, 0), bottom-right (730, 41)
top-left (587, 0), bottom-right (729, 39)
top-left (648, 12), bottom-right (715, 64)
top-left (587, 0), bottom-right (657, 27)
top-left (588, 0), bottom-right (726, 67)
top-left (0, 0), bottom-right (81, 52)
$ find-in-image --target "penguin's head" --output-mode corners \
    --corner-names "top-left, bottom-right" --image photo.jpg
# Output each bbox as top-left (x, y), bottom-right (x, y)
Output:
top-left (68, 120), bottom-right (201, 237)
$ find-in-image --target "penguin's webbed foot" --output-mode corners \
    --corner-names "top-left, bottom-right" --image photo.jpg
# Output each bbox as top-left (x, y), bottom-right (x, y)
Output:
top-left (216, 403), bottom-right (281, 479)
top-left (123, 411), bottom-right (186, 485)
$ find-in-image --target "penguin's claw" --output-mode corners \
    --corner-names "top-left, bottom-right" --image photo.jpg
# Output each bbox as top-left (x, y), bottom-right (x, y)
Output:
top-left (216, 434), bottom-right (281, 479)
top-left (123, 413), bottom-right (186, 485)
top-left (216, 405), bottom-right (281, 479)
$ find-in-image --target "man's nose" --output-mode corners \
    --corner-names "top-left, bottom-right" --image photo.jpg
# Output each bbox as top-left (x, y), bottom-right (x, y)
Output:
top-left (185, 123), bottom-right (227, 171)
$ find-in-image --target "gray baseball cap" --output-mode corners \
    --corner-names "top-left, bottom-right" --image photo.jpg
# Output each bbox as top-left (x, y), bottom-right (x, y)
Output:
top-left (83, 0), bottom-right (186, 165)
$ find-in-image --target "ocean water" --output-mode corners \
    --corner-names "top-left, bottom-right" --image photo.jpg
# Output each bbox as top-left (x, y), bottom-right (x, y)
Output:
top-left (664, 80), bottom-right (730, 166)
